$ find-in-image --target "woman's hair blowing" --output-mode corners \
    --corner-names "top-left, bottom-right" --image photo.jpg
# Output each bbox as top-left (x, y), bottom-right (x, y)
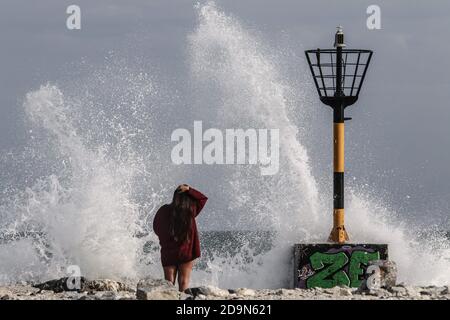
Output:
top-left (170, 188), bottom-right (195, 242)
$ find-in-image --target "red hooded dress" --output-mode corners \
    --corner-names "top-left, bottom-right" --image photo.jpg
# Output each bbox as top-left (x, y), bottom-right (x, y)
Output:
top-left (153, 187), bottom-right (208, 266)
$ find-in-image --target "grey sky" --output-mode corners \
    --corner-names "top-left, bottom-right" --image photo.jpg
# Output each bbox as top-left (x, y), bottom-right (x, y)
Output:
top-left (0, 0), bottom-right (449, 227)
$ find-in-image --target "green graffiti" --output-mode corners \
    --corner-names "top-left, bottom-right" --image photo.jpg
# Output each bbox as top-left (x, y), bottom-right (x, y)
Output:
top-left (348, 251), bottom-right (380, 288)
top-left (306, 250), bottom-right (381, 289)
top-left (306, 252), bottom-right (350, 288)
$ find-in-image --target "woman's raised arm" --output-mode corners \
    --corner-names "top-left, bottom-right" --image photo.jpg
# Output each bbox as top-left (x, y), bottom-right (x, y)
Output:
top-left (187, 187), bottom-right (208, 216)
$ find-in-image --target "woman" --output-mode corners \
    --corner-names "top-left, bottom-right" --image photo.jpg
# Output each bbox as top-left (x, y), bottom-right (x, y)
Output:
top-left (153, 184), bottom-right (208, 292)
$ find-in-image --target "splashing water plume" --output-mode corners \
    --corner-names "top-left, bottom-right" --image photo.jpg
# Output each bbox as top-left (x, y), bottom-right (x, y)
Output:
top-left (188, 2), bottom-right (450, 288)
top-left (0, 65), bottom-right (164, 284)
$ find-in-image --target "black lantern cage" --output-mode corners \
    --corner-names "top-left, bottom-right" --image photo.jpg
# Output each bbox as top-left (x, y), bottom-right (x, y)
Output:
top-left (305, 49), bottom-right (373, 108)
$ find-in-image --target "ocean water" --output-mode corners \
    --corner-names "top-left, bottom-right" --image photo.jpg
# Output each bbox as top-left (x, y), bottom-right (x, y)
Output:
top-left (0, 2), bottom-right (449, 288)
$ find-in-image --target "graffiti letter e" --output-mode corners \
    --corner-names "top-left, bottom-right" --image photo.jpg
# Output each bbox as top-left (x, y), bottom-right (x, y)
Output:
top-left (66, 5), bottom-right (81, 30)
top-left (366, 5), bottom-right (381, 30)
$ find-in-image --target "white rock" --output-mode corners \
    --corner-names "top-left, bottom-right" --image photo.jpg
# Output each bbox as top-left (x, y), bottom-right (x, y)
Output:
top-left (203, 285), bottom-right (229, 297)
top-left (324, 288), bottom-right (336, 294)
top-left (339, 288), bottom-right (353, 296)
top-left (275, 288), bottom-right (293, 295)
top-left (95, 291), bottom-right (118, 300)
top-left (86, 279), bottom-right (133, 292)
top-left (136, 278), bottom-right (180, 300)
top-left (235, 288), bottom-right (256, 297)
top-left (390, 286), bottom-right (407, 296)
top-left (405, 286), bottom-right (421, 297)
top-left (373, 289), bottom-right (390, 297)
top-left (38, 290), bottom-right (54, 295)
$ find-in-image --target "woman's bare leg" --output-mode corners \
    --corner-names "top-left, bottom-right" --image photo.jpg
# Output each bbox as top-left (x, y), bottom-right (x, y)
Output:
top-left (177, 260), bottom-right (194, 292)
top-left (163, 265), bottom-right (177, 285)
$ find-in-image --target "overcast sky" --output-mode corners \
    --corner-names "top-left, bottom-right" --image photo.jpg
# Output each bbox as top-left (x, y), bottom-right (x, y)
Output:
top-left (0, 0), bottom-right (449, 227)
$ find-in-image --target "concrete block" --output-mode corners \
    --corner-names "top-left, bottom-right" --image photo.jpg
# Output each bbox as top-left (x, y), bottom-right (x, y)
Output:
top-left (294, 243), bottom-right (388, 289)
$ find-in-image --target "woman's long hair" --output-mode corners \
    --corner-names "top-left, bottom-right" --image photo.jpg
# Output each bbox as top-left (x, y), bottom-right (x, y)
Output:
top-left (169, 188), bottom-right (195, 243)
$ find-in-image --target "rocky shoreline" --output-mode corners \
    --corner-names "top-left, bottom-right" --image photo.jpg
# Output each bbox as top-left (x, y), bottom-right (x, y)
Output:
top-left (0, 278), bottom-right (449, 300)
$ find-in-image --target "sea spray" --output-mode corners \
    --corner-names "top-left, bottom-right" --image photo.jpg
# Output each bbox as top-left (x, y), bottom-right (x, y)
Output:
top-left (0, 1), bottom-right (448, 289)
top-left (0, 84), bottom-right (141, 283)
top-left (0, 67), bottom-right (166, 284)
top-left (188, 1), bottom-right (326, 288)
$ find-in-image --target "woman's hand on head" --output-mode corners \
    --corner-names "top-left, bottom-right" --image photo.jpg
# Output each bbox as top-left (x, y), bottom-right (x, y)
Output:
top-left (177, 184), bottom-right (190, 193)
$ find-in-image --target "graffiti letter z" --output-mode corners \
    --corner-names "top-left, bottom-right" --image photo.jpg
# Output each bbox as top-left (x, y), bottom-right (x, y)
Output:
top-left (306, 252), bottom-right (350, 288)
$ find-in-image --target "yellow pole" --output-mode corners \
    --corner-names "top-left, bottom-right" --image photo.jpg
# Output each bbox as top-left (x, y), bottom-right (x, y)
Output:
top-left (328, 122), bottom-right (349, 243)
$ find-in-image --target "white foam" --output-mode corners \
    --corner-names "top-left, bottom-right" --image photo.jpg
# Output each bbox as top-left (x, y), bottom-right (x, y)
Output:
top-left (188, 1), bottom-right (450, 288)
